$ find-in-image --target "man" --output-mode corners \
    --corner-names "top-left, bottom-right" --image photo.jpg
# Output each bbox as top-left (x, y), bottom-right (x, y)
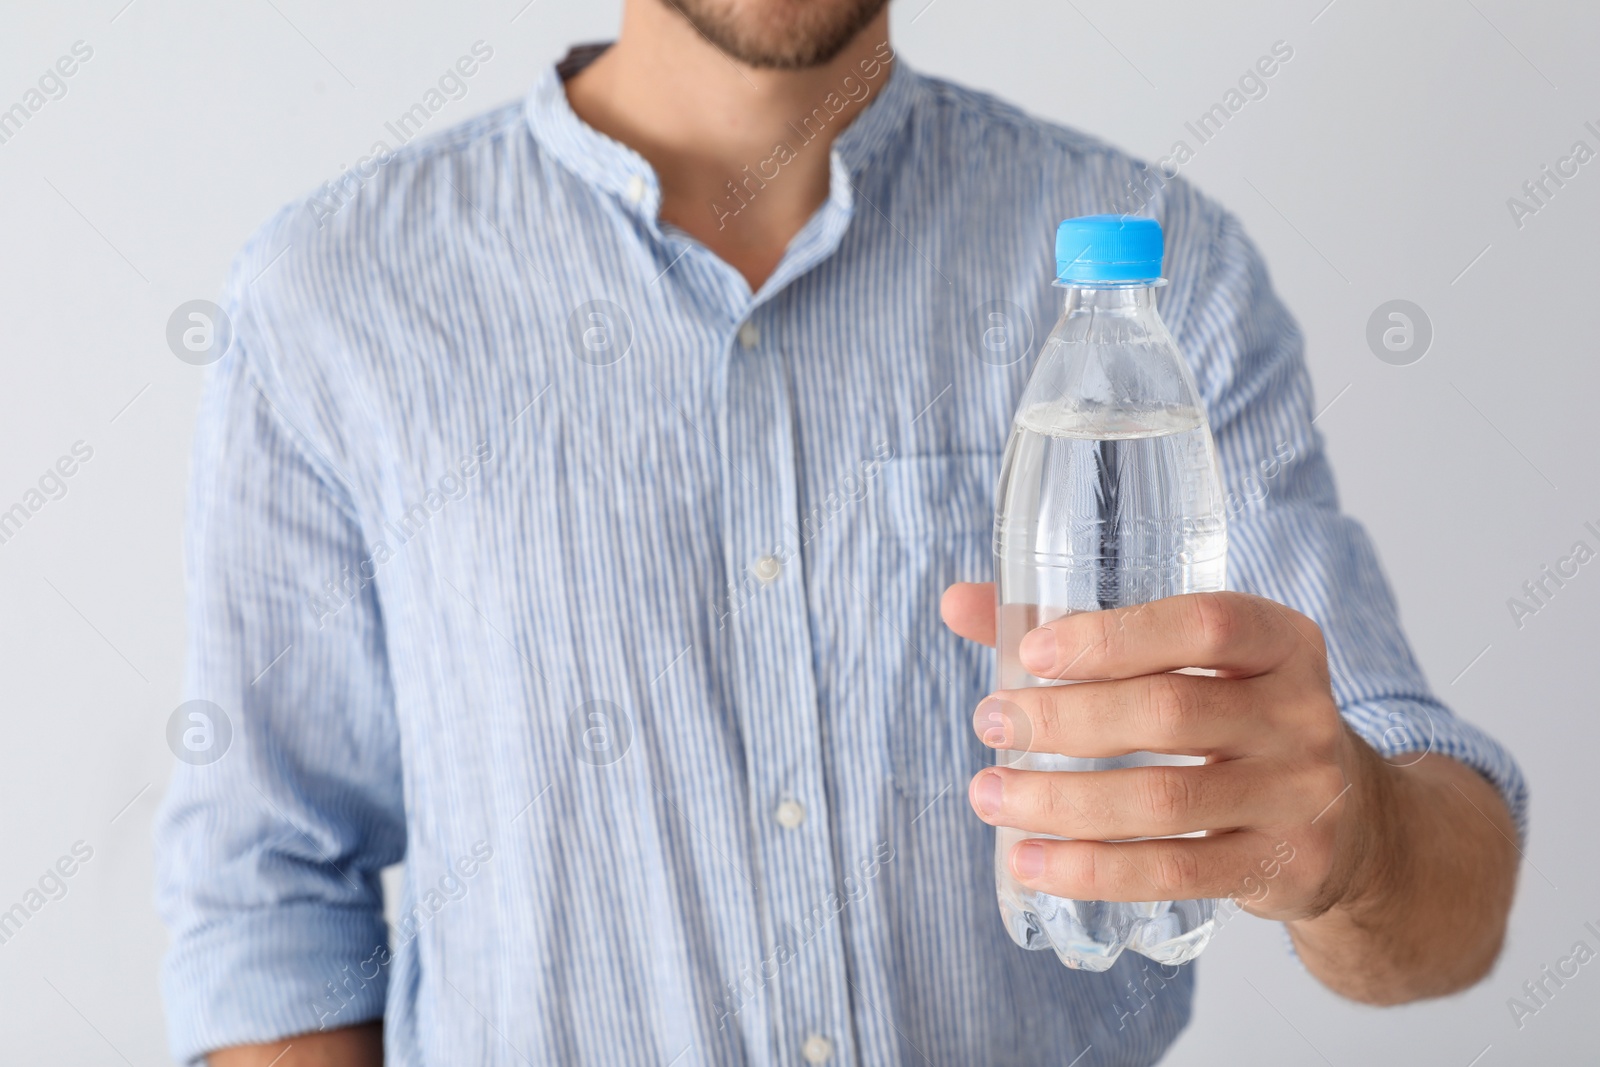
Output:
top-left (155, 1), bottom-right (1526, 1064)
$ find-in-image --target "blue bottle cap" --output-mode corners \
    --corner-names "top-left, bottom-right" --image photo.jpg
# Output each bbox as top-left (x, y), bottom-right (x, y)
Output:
top-left (1055, 214), bottom-right (1164, 285)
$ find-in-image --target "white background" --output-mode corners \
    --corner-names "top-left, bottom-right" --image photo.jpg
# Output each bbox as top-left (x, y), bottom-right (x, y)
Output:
top-left (1, 0), bottom-right (1596, 1063)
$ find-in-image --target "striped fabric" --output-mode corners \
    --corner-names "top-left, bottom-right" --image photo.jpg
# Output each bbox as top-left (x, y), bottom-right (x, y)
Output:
top-left (154, 46), bottom-right (1527, 1067)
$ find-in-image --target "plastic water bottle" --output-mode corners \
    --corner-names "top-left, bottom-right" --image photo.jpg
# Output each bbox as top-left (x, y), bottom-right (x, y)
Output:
top-left (992, 215), bottom-right (1228, 971)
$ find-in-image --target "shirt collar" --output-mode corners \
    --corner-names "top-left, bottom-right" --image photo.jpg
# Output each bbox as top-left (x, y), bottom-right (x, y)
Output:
top-left (523, 42), bottom-right (922, 221)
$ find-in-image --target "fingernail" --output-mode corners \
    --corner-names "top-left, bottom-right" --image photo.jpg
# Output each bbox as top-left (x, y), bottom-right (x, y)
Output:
top-left (1019, 627), bottom-right (1057, 673)
top-left (973, 771), bottom-right (1004, 818)
top-left (1013, 842), bottom-right (1046, 880)
top-left (976, 699), bottom-right (1010, 748)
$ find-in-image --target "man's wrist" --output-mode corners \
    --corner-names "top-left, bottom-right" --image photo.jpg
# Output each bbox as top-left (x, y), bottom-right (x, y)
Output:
top-left (1294, 729), bottom-right (1407, 928)
top-left (1284, 749), bottom-right (1518, 1004)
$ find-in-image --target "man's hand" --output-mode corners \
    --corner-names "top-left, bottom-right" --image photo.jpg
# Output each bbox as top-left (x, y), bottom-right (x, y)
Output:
top-left (942, 583), bottom-right (1519, 1004)
top-left (947, 585), bottom-right (1365, 920)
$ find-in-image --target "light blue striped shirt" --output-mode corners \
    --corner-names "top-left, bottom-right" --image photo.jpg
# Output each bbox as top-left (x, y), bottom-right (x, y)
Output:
top-left (154, 46), bottom-right (1527, 1067)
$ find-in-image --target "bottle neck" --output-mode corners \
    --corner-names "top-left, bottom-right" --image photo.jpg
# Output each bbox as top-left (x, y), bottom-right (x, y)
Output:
top-left (1061, 284), bottom-right (1159, 315)
top-left (1022, 278), bottom-right (1198, 423)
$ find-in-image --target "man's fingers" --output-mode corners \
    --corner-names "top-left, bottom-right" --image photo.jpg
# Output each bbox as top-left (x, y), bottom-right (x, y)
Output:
top-left (976, 672), bottom-right (1265, 759)
top-left (941, 582), bottom-right (996, 648)
top-left (969, 761), bottom-right (1290, 840)
top-left (1018, 592), bottom-right (1322, 681)
top-left (1005, 831), bottom-right (1287, 903)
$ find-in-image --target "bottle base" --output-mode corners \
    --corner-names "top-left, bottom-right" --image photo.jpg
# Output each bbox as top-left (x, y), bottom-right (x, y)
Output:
top-left (999, 885), bottom-right (1218, 970)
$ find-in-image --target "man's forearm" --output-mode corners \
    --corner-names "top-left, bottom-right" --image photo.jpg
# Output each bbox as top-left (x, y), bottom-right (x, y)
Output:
top-left (208, 1022), bottom-right (383, 1067)
top-left (1287, 749), bottom-right (1520, 1005)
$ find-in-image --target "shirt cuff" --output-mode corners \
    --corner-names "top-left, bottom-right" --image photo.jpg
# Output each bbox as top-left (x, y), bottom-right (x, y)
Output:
top-left (161, 901), bottom-right (389, 1065)
top-left (1341, 696), bottom-right (1529, 844)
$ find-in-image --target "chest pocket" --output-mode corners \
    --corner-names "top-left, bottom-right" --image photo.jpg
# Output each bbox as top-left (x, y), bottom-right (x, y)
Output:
top-left (869, 453), bottom-right (1000, 802)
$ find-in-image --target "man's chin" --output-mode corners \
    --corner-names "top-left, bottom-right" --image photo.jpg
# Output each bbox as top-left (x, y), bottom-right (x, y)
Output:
top-left (661, 0), bottom-right (891, 70)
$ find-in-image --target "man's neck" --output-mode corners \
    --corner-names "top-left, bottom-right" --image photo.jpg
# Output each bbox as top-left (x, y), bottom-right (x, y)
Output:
top-left (564, 4), bottom-right (894, 292)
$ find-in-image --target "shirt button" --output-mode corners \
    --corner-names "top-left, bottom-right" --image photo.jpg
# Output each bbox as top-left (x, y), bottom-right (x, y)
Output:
top-left (775, 799), bottom-right (805, 830)
top-left (737, 321), bottom-right (760, 349)
top-left (752, 554), bottom-right (781, 584)
top-left (626, 174), bottom-right (647, 204)
top-left (801, 1034), bottom-right (834, 1064)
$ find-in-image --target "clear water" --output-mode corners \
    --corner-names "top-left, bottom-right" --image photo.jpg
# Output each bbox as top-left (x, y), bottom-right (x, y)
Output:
top-left (992, 399), bottom-right (1226, 971)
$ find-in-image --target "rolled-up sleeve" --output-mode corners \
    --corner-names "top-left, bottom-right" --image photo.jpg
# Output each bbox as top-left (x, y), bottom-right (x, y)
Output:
top-left (154, 268), bottom-right (405, 1062)
top-left (1170, 194), bottom-right (1529, 842)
